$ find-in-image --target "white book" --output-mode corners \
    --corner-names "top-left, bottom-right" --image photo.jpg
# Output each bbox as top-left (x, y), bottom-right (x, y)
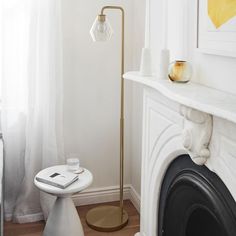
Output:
top-left (36, 170), bottom-right (79, 189)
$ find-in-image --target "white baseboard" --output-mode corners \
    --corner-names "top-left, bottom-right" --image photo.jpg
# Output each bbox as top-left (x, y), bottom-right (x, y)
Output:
top-left (72, 184), bottom-right (140, 213)
top-left (72, 185), bottom-right (130, 206)
top-left (129, 185), bottom-right (141, 213)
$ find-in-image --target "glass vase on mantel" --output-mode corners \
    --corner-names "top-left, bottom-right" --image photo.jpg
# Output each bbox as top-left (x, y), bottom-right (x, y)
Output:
top-left (168, 60), bottom-right (193, 83)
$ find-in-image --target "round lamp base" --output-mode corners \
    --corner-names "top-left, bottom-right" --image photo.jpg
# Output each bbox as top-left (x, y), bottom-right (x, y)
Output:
top-left (86, 205), bottom-right (128, 232)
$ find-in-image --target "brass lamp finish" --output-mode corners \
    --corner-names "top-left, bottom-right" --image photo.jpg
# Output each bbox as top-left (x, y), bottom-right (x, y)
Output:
top-left (97, 14), bottom-right (106, 22)
top-left (86, 6), bottom-right (128, 232)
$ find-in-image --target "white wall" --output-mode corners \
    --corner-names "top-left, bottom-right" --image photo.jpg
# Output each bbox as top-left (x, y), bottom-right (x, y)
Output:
top-left (187, 1), bottom-right (236, 96)
top-left (62, 0), bottom-right (135, 190)
top-left (149, 0), bottom-right (236, 95)
top-left (129, 0), bottom-right (146, 196)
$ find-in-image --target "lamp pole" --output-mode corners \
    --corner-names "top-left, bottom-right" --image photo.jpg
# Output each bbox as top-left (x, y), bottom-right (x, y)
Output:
top-left (86, 6), bottom-right (128, 232)
top-left (101, 5), bottom-right (125, 213)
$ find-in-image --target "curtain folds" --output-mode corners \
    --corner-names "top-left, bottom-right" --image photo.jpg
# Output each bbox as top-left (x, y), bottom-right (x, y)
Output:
top-left (1, 0), bottom-right (65, 223)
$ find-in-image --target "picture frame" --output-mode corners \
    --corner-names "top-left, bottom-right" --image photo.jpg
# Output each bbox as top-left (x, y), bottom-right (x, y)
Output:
top-left (196, 0), bottom-right (236, 57)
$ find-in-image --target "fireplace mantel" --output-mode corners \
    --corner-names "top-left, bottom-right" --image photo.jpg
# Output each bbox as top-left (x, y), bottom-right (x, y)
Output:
top-left (124, 71), bottom-right (236, 236)
top-left (124, 71), bottom-right (236, 124)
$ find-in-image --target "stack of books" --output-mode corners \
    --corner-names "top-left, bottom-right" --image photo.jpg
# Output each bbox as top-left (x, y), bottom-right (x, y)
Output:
top-left (36, 171), bottom-right (79, 189)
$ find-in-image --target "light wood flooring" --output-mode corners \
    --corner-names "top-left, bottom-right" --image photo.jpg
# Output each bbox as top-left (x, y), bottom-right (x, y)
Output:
top-left (4, 200), bottom-right (140, 236)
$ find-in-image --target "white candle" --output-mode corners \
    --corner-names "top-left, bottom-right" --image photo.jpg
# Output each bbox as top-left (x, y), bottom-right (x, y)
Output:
top-left (145, 0), bottom-right (150, 48)
top-left (163, 0), bottom-right (168, 49)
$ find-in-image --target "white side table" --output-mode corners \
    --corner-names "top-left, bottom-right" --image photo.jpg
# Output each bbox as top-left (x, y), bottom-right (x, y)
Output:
top-left (34, 165), bottom-right (93, 236)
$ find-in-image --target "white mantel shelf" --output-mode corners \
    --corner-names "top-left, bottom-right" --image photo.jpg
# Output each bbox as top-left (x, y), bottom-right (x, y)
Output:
top-left (124, 71), bottom-right (236, 123)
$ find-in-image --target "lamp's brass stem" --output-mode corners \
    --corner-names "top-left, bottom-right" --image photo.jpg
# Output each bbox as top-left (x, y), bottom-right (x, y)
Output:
top-left (86, 6), bottom-right (128, 232)
top-left (101, 6), bottom-right (125, 212)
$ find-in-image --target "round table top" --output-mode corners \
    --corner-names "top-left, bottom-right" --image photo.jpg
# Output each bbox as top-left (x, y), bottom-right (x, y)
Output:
top-left (34, 165), bottom-right (93, 196)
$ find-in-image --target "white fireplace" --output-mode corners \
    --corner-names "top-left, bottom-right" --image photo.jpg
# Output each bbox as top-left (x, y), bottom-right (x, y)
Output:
top-left (124, 71), bottom-right (236, 236)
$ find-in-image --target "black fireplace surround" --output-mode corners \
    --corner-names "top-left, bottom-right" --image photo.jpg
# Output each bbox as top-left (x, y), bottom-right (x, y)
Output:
top-left (158, 155), bottom-right (236, 236)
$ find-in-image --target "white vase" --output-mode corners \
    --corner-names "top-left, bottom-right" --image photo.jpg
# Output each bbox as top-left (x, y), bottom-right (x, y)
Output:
top-left (159, 49), bottom-right (170, 79)
top-left (140, 47), bottom-right (152, 77)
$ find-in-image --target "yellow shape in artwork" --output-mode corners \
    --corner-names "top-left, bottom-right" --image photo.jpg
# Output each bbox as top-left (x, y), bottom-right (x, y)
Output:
top-left (208, 0), bottom-right (236, 28)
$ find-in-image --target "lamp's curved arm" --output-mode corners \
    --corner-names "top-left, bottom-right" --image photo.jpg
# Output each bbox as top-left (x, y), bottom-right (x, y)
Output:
top-left (101, 6), bottom-right (124, 16)
top-left (100, 6), bottom-right (124, 76)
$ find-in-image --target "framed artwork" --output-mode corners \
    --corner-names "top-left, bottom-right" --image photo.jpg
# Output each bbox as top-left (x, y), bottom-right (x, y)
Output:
top-left (197, 0), bottom-right (236, 57)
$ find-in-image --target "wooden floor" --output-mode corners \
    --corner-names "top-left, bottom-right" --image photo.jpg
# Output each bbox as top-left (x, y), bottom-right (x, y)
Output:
top-left (4, 200), bottom-right (140, 236)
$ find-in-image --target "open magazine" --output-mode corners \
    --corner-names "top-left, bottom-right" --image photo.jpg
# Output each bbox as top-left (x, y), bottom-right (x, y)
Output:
top-left (36, 170), bottom-right (79, 189)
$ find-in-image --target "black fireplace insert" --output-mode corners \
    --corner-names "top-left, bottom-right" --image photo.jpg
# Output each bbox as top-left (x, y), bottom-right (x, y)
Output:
top-left (158, 155), bottom-right (236, 236)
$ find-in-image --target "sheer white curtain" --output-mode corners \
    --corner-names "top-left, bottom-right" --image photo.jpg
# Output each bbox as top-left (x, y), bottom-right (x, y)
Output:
top-left (1, 0), bottom-right (65, 223)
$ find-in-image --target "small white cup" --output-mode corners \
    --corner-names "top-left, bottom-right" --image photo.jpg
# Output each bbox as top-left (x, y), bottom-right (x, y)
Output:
top-left (67, 157), bottom-right (80, 172)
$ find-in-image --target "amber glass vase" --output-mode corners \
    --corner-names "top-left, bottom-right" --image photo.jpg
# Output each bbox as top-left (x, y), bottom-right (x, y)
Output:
top-left (168, 60), bottom-right (192, 83)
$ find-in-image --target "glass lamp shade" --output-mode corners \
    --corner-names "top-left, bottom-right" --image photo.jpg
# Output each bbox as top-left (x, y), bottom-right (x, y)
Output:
top-left (90, 16), bottom-right (113, 42)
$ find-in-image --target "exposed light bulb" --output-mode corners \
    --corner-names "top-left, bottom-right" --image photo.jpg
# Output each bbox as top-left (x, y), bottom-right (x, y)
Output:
top-left (97, 23), bottom-right (106, 33)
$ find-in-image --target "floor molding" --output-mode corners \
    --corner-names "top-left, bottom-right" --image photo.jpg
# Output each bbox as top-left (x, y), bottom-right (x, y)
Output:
top-left (129, 185), bottom-right (141, 213)
top-left (72, 184), bottom-right (140, 213)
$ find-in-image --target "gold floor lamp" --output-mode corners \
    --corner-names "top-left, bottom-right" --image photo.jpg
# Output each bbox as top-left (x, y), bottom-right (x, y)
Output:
top-left (86, 6), bottom-right (128, 232)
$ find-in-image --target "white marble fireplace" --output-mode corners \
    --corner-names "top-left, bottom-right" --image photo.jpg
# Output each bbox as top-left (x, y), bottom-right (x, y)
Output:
top-left (124, 72), bottom-right (236, 236)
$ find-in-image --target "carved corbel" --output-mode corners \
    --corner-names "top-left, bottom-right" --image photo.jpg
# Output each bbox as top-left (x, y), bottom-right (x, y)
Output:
top-left (180, 106), bottom-right (213, 165)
